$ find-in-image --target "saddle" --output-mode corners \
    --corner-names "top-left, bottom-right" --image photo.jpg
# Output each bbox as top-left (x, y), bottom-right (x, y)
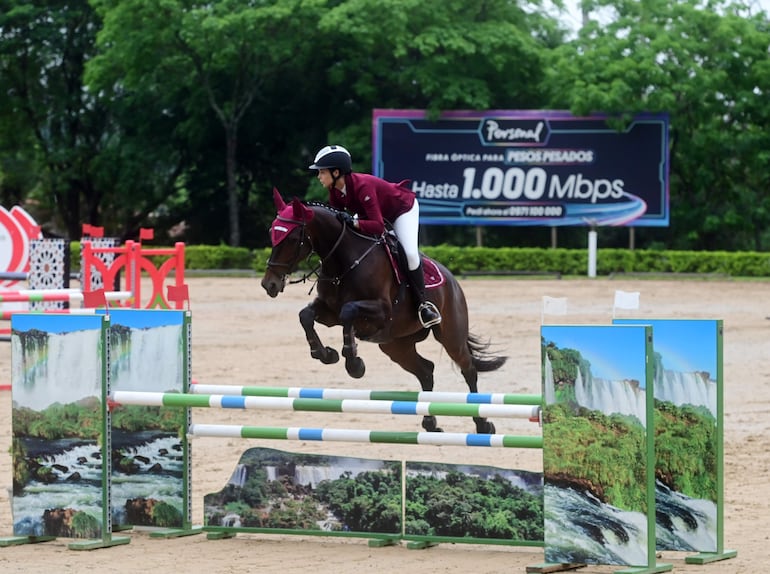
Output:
top-left (382, 232), bottom-right (445, 289)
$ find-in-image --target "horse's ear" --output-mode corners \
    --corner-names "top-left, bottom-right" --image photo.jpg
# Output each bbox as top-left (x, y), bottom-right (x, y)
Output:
top-left (291, 197), bottom-right (313, 221)
top-left (272, 187), bottom-right (286, 211)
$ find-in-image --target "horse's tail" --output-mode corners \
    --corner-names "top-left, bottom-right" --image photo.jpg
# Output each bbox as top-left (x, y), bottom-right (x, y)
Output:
top-left (467, 333), bottom-right (507, 372)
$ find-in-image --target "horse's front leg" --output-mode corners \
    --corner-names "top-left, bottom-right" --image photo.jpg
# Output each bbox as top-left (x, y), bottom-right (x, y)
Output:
top-left (338, 300), bottom-right (390, 379)
top-left (299, 301), bottom-right (339, 365)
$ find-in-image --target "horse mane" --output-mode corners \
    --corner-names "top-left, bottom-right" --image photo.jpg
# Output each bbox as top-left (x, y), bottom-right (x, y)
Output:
top-left (305, 200), bottom-right (342, 216)
top-left (304, 200), bottom-right (384, 239)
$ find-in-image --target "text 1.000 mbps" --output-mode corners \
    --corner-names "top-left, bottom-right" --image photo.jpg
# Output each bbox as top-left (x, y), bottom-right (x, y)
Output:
top-left (411, 167), bottom-right (626, 204)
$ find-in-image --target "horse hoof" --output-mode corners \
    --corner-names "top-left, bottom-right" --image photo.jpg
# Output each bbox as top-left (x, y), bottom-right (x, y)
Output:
top-left (311, 347), bottom-right (339, 364)
top-left (345, 357), bottom-right (365, 378)
top-left (323, 347), bottom-right (339, 364)
top-left (421, 416), bottom-right (443, 433)
top-left (476, 421), bottom-right (496, 434)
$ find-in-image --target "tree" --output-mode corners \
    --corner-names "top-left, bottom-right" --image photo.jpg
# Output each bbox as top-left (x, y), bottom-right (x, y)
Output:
top-left (6, 0), bottom-right (767, 251)
top-left (296, 0), bottom-right (576, 248)
top-left (88, 0), bottom-right (322, 246)
top-left (0, 0), bottom-right (109, 237)
top-left (544, 0), bottom-right (770, 250)
top-left (0, 0), bottom-right (195, 239)
top-left (312, 0), bottom-right (562, 169)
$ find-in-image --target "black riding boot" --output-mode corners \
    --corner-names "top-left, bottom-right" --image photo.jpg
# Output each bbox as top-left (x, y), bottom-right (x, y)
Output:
top-left (408, 263), bottom-right (441, 328)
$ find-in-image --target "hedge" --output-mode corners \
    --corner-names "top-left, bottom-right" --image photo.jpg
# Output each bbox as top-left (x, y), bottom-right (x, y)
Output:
top-left (67, 243), bottom-right (770, 278)
top-left (251, 245), bottom-right (770, 278)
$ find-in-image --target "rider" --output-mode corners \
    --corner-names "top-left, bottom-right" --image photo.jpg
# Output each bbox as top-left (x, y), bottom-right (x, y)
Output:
top-left (309, 144), bottom-right (442, 328)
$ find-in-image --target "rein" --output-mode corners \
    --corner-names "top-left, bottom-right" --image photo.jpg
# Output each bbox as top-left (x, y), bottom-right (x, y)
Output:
top-left (310, 222), bottom-right (385, 287)
top-left (323, 231), bottom-right (384, 285)
top-left (268, 208), bottom-right (385, 291)
top-left (310, 204), bottom-right (385, 284)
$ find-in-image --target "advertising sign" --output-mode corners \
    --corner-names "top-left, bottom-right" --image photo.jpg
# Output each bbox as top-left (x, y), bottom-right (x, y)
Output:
top-left (373, 110), bottom-right (669, 227)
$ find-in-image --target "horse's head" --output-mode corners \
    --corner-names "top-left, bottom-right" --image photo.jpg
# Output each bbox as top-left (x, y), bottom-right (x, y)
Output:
top-left (261, 188), bottom-right (315, 297)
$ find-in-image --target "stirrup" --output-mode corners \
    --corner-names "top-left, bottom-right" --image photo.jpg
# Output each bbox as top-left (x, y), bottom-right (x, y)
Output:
top-left (418, 302), bottom-right (441, 328)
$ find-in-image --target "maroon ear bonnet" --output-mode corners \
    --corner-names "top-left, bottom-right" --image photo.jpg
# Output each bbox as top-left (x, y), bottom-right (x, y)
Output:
top-left (269, 189), bottom-right (313, 246)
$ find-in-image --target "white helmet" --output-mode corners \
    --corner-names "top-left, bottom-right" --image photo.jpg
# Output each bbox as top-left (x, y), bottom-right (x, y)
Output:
top-left (308, 145), bottom-right (352, 174)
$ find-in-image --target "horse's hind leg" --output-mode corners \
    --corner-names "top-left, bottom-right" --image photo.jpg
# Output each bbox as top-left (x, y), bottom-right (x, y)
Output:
top-left (441, 338), bottom-right (496, 435)
top-left (378, 339), bottom-right (442, 432)
top-left (340, 325), bottom-right (365, 379)
top-left (465, 368), bottom-right (496, 434)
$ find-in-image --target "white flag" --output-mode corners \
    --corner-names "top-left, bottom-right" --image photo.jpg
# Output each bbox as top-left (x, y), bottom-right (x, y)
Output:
top-left (614, 290), bottom-right (640, 315)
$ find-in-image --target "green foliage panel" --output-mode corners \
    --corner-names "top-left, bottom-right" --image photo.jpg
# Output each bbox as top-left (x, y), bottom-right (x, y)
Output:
top-left (203, 448), bottom-right (544, 546)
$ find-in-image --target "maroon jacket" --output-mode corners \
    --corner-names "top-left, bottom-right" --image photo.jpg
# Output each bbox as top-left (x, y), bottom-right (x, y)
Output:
top-left (328, 173), bottom-right (415, 236)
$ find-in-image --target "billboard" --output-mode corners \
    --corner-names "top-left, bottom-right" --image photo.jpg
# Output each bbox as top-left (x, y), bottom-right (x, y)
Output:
top-left (373, 110), bottom-right (669, 227)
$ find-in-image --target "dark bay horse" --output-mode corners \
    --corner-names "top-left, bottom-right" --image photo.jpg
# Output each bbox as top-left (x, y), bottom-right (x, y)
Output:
top-left (261, 189), bottom-right (507, 434)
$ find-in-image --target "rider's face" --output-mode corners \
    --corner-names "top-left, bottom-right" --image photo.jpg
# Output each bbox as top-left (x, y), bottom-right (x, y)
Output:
top-left (317, 168), bottom-right (337, 189)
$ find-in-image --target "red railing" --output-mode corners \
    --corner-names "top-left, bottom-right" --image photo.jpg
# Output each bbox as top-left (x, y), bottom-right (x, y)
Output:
top-left (81, 241), bottom-right (186, 309)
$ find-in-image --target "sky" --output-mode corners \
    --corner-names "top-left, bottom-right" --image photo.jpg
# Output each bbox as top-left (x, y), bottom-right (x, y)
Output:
top-left (543, 324), bottom-right (649, 385)
top-left (612, 319), bottom-right (719, 378)
top-left (12, 313), bottom-right (104, 334)
top-left (11, 309), bottom-right (185, 333)
top-left (555, 0), bottom-right (770, 31)
top-left (542, 319), bottom-right (720, 385)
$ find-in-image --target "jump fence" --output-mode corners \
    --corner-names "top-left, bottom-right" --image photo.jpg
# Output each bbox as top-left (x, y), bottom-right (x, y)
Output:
top-left (0, 289), bottom-right (133, 342)
top-left (0, 289), bottom-right (131, 305)
top-left (111, 390), bottom-right (541, 420)
top-left (189, 383), bottom-right (542, 406)
top-left (187, 423), bottom-right (543, 448)
top-left (3, 309), bottom-right (735, 573)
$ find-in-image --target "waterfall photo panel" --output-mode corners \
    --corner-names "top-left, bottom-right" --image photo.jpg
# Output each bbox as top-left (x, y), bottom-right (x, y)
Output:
top-left (108, 310), bottom-right (189, 531)
top-left (10, 314), bottom-right (109, 540)
top-left (204, 447), bottom-right (403, 537)
top-left (8, 310), bottom-right (190, 543)
top-left (541, 324), bottom-right (657, 567)
top-left (614, 319), bottom-right (724, 555)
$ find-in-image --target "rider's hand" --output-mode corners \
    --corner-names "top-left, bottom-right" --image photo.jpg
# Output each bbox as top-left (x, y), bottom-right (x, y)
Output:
top-left (336, 211), bottom-right (356, 227)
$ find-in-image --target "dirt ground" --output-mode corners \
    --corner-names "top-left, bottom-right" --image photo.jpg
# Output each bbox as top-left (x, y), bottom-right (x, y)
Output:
top-left (0, 276), bottom-right (767, 573)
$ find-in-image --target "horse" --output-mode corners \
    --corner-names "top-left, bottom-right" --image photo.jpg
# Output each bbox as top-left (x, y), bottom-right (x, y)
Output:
top-left (260, 188), bottom-right (507, 434)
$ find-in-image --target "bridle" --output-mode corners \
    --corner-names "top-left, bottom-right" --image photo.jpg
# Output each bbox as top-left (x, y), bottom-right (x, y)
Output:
top-left (267, 206), bottom-right (385, 289)
top-left (266, 215), bottom-right (316, 283)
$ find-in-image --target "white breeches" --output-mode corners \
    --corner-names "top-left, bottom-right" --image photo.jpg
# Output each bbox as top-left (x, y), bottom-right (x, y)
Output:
top-left (392, 201), bottom-right (421, 271)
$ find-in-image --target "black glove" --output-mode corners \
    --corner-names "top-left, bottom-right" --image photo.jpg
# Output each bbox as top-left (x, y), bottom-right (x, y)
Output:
top-left (336, 211), bottom-right (355, 226)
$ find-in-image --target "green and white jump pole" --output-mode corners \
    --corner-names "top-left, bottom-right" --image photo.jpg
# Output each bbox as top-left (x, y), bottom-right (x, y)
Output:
top-left (111, 390), bottom-right (541, 421)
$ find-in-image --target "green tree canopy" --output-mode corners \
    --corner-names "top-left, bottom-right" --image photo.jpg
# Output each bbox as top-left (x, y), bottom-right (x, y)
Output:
top-left (545, 0), bottom-right (770, 250)
top-left (87, 0), bottom-right (323, 245)
top-left (0, 0), bottom-right (768, 251)
top-left (0, 0), bottom-right (111, 238)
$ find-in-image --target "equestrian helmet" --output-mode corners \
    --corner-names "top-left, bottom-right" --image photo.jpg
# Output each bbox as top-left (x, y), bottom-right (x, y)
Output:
top-left (309, 145), bottom-right (352, 174)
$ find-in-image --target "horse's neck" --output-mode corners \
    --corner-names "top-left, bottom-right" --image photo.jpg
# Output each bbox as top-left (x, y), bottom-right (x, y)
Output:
top-left (311, 219), bottom-right (376, 271)
top-left (308, 217), bottom-right (344, 257)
